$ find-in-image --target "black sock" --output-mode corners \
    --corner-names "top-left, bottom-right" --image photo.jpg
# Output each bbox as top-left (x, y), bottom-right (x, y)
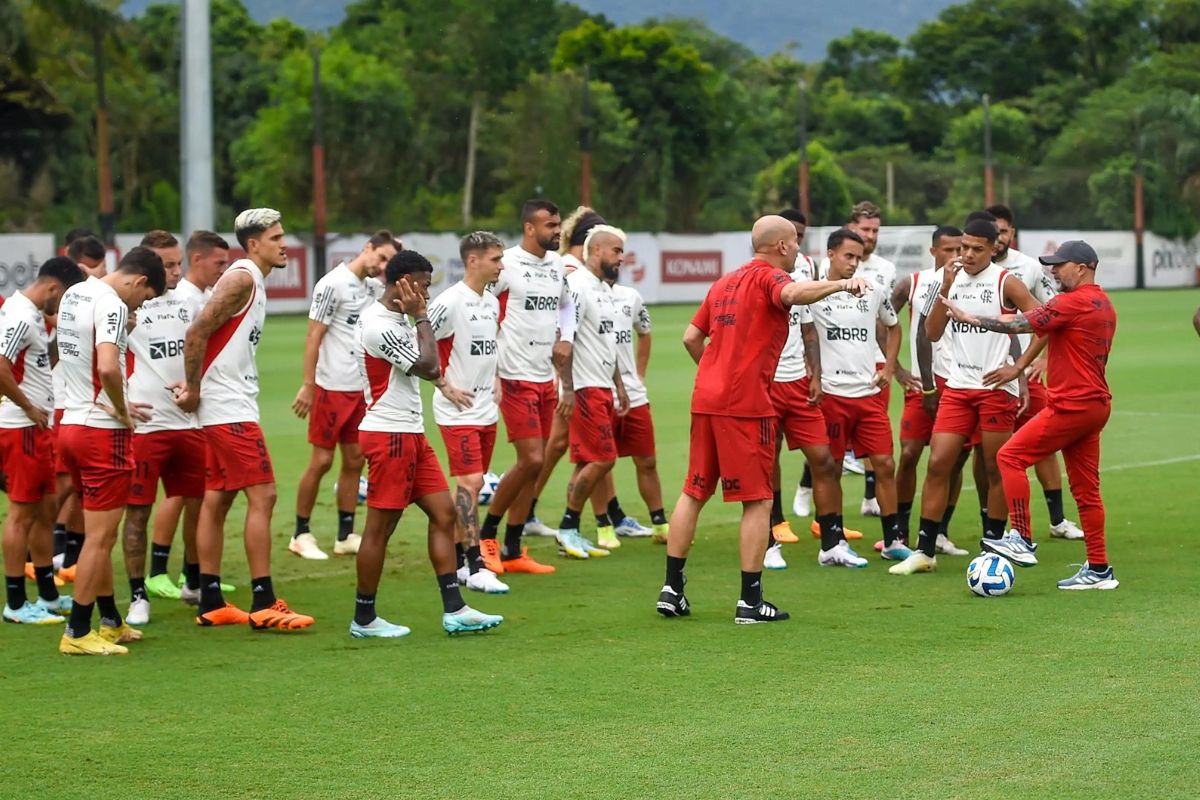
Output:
top-left (466, 545), bottom-right (484, 575)
top-left (799, 464), bottom-right (813, 489)
top-left (502, 523), bottom-right (524, 559)
top-left (1044, 488), bottom-right (1065, 526)
top-left (455, 543), bottom-right (466, 569)
top-left (607, 497), bottom-right (625, 524)
top-left (740, 570), bottom-right (763, 607)
top-left (199, 573), bottom-right (226, 613)
top-left (917, 517), bottom-right (941, 557)
top-left (63, 532), bottom-right (84, 568)
top-left (5, 575), bottom-right (26, 611)
top-left (940, 504), bottom-right (956, 537)
top-left (1090, 561), bottom-right (1109, 572)
top-left (881, 513), bottom-right (900, 545)
top-left (816, 513), bottom-right (840, 551)
top-left (979, 507), bottom-right (989, 536)
top-left (665, 555), bottom-right (686, 592)
top-left (33, 565), bottom-right (58, 601)
top-left (353, 592), bottom-right (376, 626)
top-left (437, 571), bottom-right (466, 613)
top-left (129, 577), bottom-right (147, 603)
top-left (294, 516), bottom-right (310, 539)
top-left (767, 528), bottom-right (777, 547)
top-left (770, 490), bottom-right (785, 527)
top-left (337, 511), bottom-right (354, 542)
top-left (527, 498), bottom-right (538, 523)
top-left (984, 517), bottom-right (1006, 540)
top-left (67, 600), bottom-right (93, 638)
top-left (250, 576), bottom-right (276, 611)
top-left (595, 513), bottom-right (612, 531)
top-left (650, 508), bottom-right (667, 525)
top-left (53, 524), bottom-right (67, 557)
top-left (97, 594), bottom-right (121, 628)
top-left (184, 561), bottom-right (201, 591)
top-left (898, 501), bottom-right (913, 537)
top-left (558, 508), bottom-right (581, 531)
top-left (481, 513), bottom-right (502, 540)
top-left (149, 544), bottom-right (171, 577)
top-left (864, 472), bottom-right (877, 500)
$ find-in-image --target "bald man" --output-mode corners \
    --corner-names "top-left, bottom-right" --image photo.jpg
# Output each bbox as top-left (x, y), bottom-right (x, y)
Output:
top-left (657, 216), bottom-right (871, 625)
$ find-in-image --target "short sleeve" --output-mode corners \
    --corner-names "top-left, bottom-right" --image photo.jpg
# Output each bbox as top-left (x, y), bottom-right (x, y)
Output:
top-left (795, 304), bottom-right (813, 325)
top-left (690, 291), bottom-right (713, 334)
top-left (631, 294), bottom-right (651, 335)
top-left (878, 293), bottom-right (899, 326)
top-left (1025, 293), bottom-right (1070, 334)
top-left (1033, 270), bottom-right (1058, 304)
top-left (309, 277), bottom-right (338, 325)
top-left (368, 321), bottom-right (420, 373)
top-left (426, 296), bottom-right (454, 341)
top-left (94, 295), bottom-right (128, 348)
top-left (0, 311), bottom-right (32, 363)
top-left (766, 269), bottom-right (790, 311)
top-left (920, 281), bottom-right (939, 318)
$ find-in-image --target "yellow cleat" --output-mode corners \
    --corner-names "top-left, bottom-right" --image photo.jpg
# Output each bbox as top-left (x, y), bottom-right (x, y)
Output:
top-left (651, 523), bottom-right (669, 544)
top-left (596, 526), bottom-right (620, 549)
top-left (60, 630), bottom-right (128, 655)
top-left (98, 622), bottom-right (143, 644)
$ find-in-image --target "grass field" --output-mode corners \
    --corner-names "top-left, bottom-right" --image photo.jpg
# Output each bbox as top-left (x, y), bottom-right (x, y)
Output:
top-left (2, 288), bottom-right (1199, 799)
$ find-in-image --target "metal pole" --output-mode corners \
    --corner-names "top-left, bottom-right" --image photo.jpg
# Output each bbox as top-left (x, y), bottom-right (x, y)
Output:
top-left (181, 0), bottom-right (215, 235)
top-left (798, 78), bottom-right (809, 218)
top-left (312, 47), bottom-right (327, 280)
top-left (580, 66), bottom-right (593, 207)
top-left (983, 93), bottom-right (994, 206)
top-left (94, 28), bottom-right (115, 245)
top-left (885, 161), bottom-right (895, 213)
top-left (1134, 113), bottom-right (1145, 289)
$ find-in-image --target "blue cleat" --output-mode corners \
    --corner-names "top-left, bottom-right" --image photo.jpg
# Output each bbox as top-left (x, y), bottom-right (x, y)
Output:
top-left (1057, 562), bottom-right (1119, 591)
top-left (880, 541), bottom-right (914, 561)
top-left (4, 601), bottom-right (65, 625)
top-left (442, 605), bottom-right (503, 635)
top-left (350, 617), bottom-right (411, 639)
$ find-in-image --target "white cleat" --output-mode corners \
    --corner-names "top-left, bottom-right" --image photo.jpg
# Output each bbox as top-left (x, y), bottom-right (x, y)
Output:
top-left (333, 533), bottom-right (361, 555)
top-left (888, 551), bottom-right (937, 575)
top-left (466, 569), bottom-right (510, 594)
top-left (763, 543), bottom-right (787, 570)
top-left (126, 597), bottom-right (151, 626)
top-left (1049, 519), bottom-right (1085, 540)
top-left (179, 585), bottom-right (200, 606)
top-left (842, 453), bottom-right (865, 475)
top-left (523, 517), bottom-right (559, 537)
top-left (456, 565), bottom-right (470, 583)
top-left (792, 485), bottom-right (812, 517)
top-left (288, 532), bottom-right (330, 560)
top-left (818, 541), bottom-right (869, 568)
top-left (935, 533), bottom-right (969, 556)
top-left (860, 497), bottom-right (881, 517)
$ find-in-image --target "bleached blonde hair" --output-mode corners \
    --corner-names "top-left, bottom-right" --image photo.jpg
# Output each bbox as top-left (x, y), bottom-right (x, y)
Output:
top-left (234, 208), bottom-right (282, 249)
top-left (582, 224), bottom-right (626, 261)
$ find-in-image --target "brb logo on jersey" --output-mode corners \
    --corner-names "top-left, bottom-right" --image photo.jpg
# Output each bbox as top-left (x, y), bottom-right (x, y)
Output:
top-left (469, 338), bottom-right (497, 356)
top-left (524, 296), bottom-right (558, 311)
top-left (598, 319), bottom-right (613, 334)
top-left (149, 339), bottom-right (185, 359)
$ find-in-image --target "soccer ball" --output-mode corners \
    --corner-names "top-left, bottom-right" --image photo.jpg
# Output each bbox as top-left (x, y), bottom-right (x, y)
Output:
top-left (333, 476), bottom-right (369, 505)
top-left (967, 553), bottom-right (1015, 597)
top-left (479, 472), bottom-right (501, 505)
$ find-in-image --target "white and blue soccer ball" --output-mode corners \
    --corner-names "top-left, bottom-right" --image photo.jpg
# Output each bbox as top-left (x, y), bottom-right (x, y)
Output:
top-left (967, 553), bottom-right (1015, 597)
top-left (478, 472), bottom-right (501, 506)
top-left (333, 476), bottom-right (370, 505)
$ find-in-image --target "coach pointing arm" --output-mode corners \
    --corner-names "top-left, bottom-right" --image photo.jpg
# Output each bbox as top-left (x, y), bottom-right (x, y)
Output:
top-left (175, 269), bottom-right (255, 414)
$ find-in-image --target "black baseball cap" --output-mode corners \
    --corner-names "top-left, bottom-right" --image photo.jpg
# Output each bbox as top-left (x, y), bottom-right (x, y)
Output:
top-left (1039, 240), bottom-right (1098, 266)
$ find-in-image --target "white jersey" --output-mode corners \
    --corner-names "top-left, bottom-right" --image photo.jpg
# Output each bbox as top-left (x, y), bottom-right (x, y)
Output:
top-left (309, 263), bottom-right (372, 391)
top-left (427, 281), bottom-right (499, 427)
top-left (611, 284), bottom-right (652, 408)
top-left (566, 267), bottom-right (617, 391)
top-left (490, 246), bottom-right (572, 383)
top-left (357, 301), bottom-right (424, 434)
top-left (924, 262), bottom-right (1018, 395)
top-left (174, 277), bottom-right (212, 310)
top-left (562, 253), bottom-right (584, 273)
top-left (58, 276), bottom-right (130, 429)
top-left (908, 267), bottom-right (952, 381)
top-left (0, 292), bottom-right (53, 427)
top-left (128, 287), bottom-right (202, 432)
top-left (810, 280), bottom-right (898, 399)
top-left (773, 254), bottom-right (816, 383)
top-left (996, 247), bottom-right (1055, 352)
top-left (365, 276), bottom-right (385, 302)
top-left (819, 252), bottom-right (896, 363)
top-left (198, 260), bottom-right (267, 426)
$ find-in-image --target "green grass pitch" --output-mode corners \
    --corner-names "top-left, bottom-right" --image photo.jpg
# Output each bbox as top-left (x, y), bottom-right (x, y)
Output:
top-left (1, 288), bottom-right (1198, 799)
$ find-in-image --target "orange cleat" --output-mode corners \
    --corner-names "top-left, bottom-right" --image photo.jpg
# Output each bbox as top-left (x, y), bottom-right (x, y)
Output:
top-left (196, 603), bottom-right (250, 627)
top-left (501, 548), bottom-right (556, 574)
top-left (810, 520), bottom-right (864, 540)
top-left (56, 564), bottom-right (76, 583)
top-left (248, 599), bottom-right (314, 631)
top-left (25, 563), bottom-right (65, 586)
top-left (771, 521), bottom-right (800, 544)
top-left (479, 538), bottom-right (505, 575)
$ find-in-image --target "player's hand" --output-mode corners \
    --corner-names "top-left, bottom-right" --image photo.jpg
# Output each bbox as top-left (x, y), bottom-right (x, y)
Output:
top-left (97, 403), bottom-right (137, 429)
top-left (872, 366), bottom-right (894, 389)
top-left (842, 277), bottom-right (872, 297)
top-left (1017, 375), bottom-right (1030, 417)
top-left (616, 388), bottom-right (630, 417)
top-left (1028, 354), bottom-right (1049, 385)
top-left (440, 383), bottom-right (475, 411)
top-left (130, 402), bottom-right (153, 423)
top-left (24, 406), bottom-right (49, 430)
top-left (807, 375), bottom-right (823, 406)
top-left (493, 377), bottom-right (503, 405)
top-left (557, 388), bottom-right (575, 421)
top-left (393, 279), bottom-right (426, 317)
top-left (895, 367), bottom-right (922, 393)
top-left (169, 381), bottom-right (200, 414)
top-left (983, 364), bottom-right (1020, 388)
top-left (292, 383), bottom-right (315, 418)
top-left (921, 389), bottom-right (940, 417)
top-left (942, 258), bottom-right (963, 287)
top-left (938, 295), bottom-right (976, 324)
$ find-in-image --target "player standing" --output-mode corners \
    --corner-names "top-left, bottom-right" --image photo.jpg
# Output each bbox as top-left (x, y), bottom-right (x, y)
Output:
top-left (290, 231), bottom-right (397, 560)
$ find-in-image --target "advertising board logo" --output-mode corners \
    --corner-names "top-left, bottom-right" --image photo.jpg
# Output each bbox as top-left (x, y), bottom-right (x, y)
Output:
top-left (661, 251), bottom-right (722, 284)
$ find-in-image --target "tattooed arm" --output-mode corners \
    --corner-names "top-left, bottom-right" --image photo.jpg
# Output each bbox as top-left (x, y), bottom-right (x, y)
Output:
top-left (176, 269), bottom-right (253, 413)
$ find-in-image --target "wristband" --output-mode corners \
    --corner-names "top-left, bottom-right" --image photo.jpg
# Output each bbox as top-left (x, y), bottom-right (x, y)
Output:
top-left (922, 387), bottom-right (938, 396)
top-left (413, 317), bottom-right (430, 326)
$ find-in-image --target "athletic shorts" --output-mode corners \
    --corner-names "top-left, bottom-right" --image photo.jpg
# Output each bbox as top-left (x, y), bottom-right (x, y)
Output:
top-left (770, 377), bottom-right (828, 450)
top-left (569, 387), bottom-right (617, 465)
top-left (437, 424), bottom-right (498, 477)
top-left (0, 426), bottom-right (56, 503)
top-left (1015, 377), bottom-right (1048, 431)
top-left (683, 413), bottom-right (775, 503)
top-left (204, 422), bottom-right (275, 492)
top-left (128, 429), bottom-right (206, 505)
top-left (900, 375), bottom-right (948, 442)
top-left (56, 424), bottom-right (133, 511)
top-left (359, 431), bottom-right (448, 511)
top-left (821, 393), bottom-right (894, 462)
top-left (499, 379), bottom-right (557, 442)
top-left (307, 388), bottom-right (367, 450)
top-left (614, 403), bottom-right (656, 459)
top-left (934, 387), bottom-right (1018, 438)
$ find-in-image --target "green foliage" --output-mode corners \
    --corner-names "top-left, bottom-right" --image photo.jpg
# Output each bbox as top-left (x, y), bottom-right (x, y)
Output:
top-left (752, 142), bottom-right (854, 222)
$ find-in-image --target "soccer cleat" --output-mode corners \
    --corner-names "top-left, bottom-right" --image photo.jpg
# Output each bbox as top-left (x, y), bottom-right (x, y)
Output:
top-left (523, 517), bottom-right (558, 537)
top-left (842, 453), bottom-right (865, 475)
top-left (456, 565), bottom-right (470, 583)
top-left (196, 603), bottom-right (250, 626)
top-left (248, 599), bottom-right (315, 631)
top-left (656, 584), bottom-right (690, 617)
top-left (36, 595), bottom-right (72, 615)
top-left (126, 597), bottom-right (151, 626)
top-left (880, 541), bottom-right (915, 561)
top-left (177, 573), bottom-right (234, 593)
top-left (479, 538), bottom-right (505, 574)
top-left (145, 573), bottom-right (182, 599)
top-left (810, 520), bottom-right (863, 541)
top-left (466, 569), bottom-right (510, 594)
top-left (59, 630), bottom-right (127, 656)
top-left (615, 516), bottom-right (653, 537)
top-left (651, 523), bottom-right (669, 544)
top-left (734, 599), bottom-right (790, 624)
top-left (3, 601), bottom-right (65, 625)
top-left (888, 552), bottom-right (937, 575)
top-left (818, 541), bottom-right (869, 568)
top-left (99, 622), bottom-right (143, 643)
top-left (556, 529), bottom-right (589, 559)
top-left (52, 553), bottom-right (64, 571)
top-left (792, 484), bottom-right (813, 517)
top-left (500, 548), bottom-right (556, 574)
top-left (771, 521), bottom-right (800, 544)
top-left (577, 534), bottom-right (610, 558)
top-left (333, 533), bottom-right (362, 556)
top-left (981, 532), bottom-right (1039, 567)
top-left (1057, 562), bottom-right (1119, 591)
top-left (56, 564), bottom-right (76, 583)
top-left (763, 543), bottom-right (787, 570)
top-left (442, 605), bottom-right (503, 634)
top-left (25, 563), bottom-right (66, 587)
top-left (1050, 519), bottom-right (1085, 540)
top-left (179, 585), bottom-right (201, 606)
top-left (935, 533), bottom-right (969, 556)
top-left (873, 539), bottom-right (885, 552)
top-left (288, 533), bottom-right (329, 561)
top-left (349, 617), bottom-right (411, 638)
top-left (860, 497), bottom-right (882, 517)
top-left (596, 525), bottom-right (620, 550)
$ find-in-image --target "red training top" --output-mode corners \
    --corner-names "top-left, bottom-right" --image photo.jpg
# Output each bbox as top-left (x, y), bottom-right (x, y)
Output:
top-left (1025, 283), bottom-right (1117, 410)
top-left (689, 259), bottom-right (792, 417)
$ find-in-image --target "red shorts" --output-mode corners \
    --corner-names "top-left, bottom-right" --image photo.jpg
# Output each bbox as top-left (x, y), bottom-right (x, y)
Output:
top-left (614, 403), bottom-right (656, 458)
top-left (307, 388), bottom-right (366, 450)
top-left (821, 393), bottom-right (894, 462)
top-left (359, 431), bottom-right (449, 510)
top-left (499, 379), bottom-right (557, 442)
top-left (0, 426), bottom-right (56, 503)
top-left (57, 425), bottom-right (133, 511)
top-left (899, 375), bottom-right (948, 442)
top-left (933, 387), bottom-right (1018, 438)
top-left (770, 377), bottom-right (828, 450)
top-left (1015, 377), bottom-right (1048, 430)
top-left (204, 422), bottom-right (275, 492)
top-left (684, 413), bottom-right (775, 503)
top-left (127, 429), bottom-right (206, 505)
top-left (438, 424), bottom-right (498, 477)
top-left (569, 387), bottom-right (617, 465)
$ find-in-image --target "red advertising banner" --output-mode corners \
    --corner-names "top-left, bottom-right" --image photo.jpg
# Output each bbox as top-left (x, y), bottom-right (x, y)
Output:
top-left (661, 250), bottom-right (722, 283)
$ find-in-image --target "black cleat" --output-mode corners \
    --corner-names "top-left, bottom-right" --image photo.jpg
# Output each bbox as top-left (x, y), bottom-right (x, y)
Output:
top-left (656, 584), bottom-right (690, 618)
top-left (734, 599), bottom-right (789, 625)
